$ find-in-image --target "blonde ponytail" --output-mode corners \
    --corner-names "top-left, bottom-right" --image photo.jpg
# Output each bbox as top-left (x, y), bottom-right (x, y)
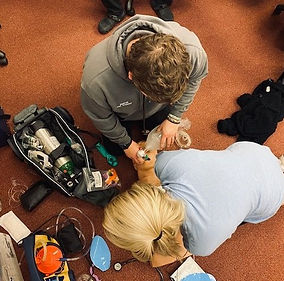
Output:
top-left (103, 182), bottom-right (185, 262)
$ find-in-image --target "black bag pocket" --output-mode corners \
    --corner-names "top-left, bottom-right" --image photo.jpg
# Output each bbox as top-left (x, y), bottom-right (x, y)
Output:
top-left (20, 180), bottom-right (53, 211)
top-left (56, 222), bottom-right (83, 255)
top-left (0, 106), bottom-right (11, 147)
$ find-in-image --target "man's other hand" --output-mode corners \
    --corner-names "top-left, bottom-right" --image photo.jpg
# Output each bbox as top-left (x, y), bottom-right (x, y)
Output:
top-left (124, 140), bottom-right (145, 164)
top-left (158, 119), bottom-right (179, 149)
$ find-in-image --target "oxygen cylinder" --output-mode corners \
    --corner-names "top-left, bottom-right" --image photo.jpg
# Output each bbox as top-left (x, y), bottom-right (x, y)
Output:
top-left (31, 120), bottom-right (74, 175)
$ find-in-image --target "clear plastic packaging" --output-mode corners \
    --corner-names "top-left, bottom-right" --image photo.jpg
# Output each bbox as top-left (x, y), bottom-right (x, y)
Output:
top-left (84, 168), bottom-right (121, 192)
top-left (144, 118), bottom-right (192, 152)
top-left (144, 126), bottom-right (162, 151)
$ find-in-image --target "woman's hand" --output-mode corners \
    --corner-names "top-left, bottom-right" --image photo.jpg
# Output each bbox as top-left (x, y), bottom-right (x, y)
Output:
top-left (124, 140), bottom-right (145, 164)
top-left (158, 119), bottom-right (179, 149)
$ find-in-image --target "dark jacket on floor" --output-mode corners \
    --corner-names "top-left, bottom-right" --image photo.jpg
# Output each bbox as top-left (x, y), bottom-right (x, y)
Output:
top-left (217, 79), bottom-right (284, 144)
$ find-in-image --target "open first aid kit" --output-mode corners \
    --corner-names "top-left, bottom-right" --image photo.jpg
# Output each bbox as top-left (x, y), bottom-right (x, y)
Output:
top-left (7, 105), bottom-right (120, 207)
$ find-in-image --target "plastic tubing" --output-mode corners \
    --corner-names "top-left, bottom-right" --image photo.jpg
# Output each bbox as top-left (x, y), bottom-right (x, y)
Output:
top-left (55, 207), bottom-right (95, 262)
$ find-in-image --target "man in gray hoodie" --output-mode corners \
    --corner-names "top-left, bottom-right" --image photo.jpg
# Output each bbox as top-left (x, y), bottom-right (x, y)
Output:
top-left (81, 15), bottom-right (208, 164)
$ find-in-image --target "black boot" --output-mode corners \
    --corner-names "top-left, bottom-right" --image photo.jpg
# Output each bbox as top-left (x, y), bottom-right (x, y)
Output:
top-left (98, 12), bottom-right (126, 34)
top-left (272, 4), bottom-right (284, 16)
top-left (152, 4), bottom-right (174, 21)
top-left (0, 50), bottom-right (8, 66)
top-left (277, 71), bottom-right (284, 85)
top-left (125, 0), bottom-right (135, 16)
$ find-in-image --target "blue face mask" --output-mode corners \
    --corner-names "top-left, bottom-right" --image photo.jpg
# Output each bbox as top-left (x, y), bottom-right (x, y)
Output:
top-left (181, 273), bottom-right (216, 281)
top-left (89, 235), bottom-right (111, 272)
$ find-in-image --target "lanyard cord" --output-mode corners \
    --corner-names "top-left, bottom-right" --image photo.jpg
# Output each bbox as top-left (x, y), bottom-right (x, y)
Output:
top-left (143, 95), bottom-right (146, 133)
top-left (142, 95), bottom-right (149, 136)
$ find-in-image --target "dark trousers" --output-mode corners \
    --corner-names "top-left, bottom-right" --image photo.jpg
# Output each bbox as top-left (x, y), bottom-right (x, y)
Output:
top-left (102, 106), bottom-right (170, 156)
top-left (101, 0), bottom-right (173, 16)
top-left (102, 0), bottom-right (124, 16)
top-left (150, 0), bottom-right (173, 10)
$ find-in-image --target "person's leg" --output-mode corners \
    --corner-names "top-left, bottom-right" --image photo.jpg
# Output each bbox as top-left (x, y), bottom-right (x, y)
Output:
top-left (101, 120), bottom-right (134, 156)
top-left (98, 0), bottom-right (126, 34)
top-left (102, 107), bottom-right (170, 155)
top-left (144, 106), bottom-right (171, 131)
top-left (102, 0), bottom-right (124, 16)
top-left (101, 135), bottom-right (124, 156)
top-left (150, 0), bottom-right (174, 21)
top-left (152, 0), bottom-right (173, 7)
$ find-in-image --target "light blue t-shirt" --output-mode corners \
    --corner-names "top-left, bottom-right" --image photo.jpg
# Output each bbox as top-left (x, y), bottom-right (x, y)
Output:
top-left (155, 142), bottom-right (284, 256)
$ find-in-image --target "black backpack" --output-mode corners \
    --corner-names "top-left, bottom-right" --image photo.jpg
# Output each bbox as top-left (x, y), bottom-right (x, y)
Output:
top-left (8, 105), bottom-right (119, 207)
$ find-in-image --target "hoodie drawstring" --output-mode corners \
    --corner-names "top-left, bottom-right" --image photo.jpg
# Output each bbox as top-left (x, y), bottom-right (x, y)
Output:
top-left (141, 95), bottom-right (150, 136)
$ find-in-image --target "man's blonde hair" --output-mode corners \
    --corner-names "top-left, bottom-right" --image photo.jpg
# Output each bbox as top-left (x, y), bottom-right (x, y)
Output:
top-left (103, 182), bottom-right (185, 263)
top-left (125, 33), bottom-right (191, 104)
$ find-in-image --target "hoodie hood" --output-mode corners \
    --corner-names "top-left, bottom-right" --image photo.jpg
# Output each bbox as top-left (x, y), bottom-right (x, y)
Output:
top-left (106, 14), bottom-right (199, 80)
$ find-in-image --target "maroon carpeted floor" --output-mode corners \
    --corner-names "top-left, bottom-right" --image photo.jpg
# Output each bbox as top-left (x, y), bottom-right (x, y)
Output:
top-left (1, 1), bottom-right (284, 281)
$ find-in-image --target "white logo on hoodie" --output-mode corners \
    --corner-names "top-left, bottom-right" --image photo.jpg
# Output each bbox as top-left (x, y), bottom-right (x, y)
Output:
top-left (117, 101), bottom-right (133, 108)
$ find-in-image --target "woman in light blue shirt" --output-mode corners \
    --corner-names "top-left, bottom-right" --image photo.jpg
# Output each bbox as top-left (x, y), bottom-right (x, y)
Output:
top-left (103, 142), bottom-right (284, 267)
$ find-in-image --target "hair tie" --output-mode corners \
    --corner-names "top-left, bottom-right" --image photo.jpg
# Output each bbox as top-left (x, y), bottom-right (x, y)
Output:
top-left (153, 231), bottom-right (163, 242)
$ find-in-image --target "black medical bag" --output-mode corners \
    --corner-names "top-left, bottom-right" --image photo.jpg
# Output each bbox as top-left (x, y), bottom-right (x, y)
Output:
top-left (8, 105), bottom-right (119, 207)
top-left (0, 106), bottom-right (11, 147)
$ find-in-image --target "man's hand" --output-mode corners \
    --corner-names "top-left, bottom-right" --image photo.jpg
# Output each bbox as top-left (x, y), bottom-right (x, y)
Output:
top-left (157, 119), bottom-right (179, 149)
top-left (124, 140), bottom-right (145, 164)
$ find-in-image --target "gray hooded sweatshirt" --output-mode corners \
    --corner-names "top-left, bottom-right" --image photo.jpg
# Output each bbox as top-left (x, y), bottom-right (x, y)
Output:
top-left (81, 15), bottom-right (208, 147)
